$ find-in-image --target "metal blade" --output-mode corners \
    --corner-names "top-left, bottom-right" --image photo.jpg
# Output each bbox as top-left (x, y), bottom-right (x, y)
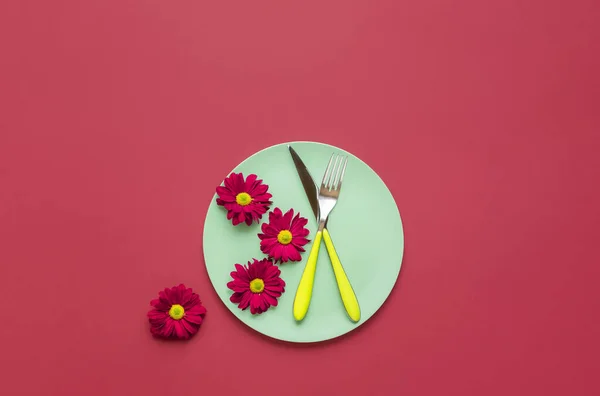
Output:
top-left (288, 145), bottom-right (319, 220)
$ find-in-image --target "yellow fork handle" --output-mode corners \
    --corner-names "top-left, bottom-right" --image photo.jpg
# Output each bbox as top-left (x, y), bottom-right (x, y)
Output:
top-left (293, 230), bottom-right (322, 321)
top-left (322, 228), bottom-right (361, 322)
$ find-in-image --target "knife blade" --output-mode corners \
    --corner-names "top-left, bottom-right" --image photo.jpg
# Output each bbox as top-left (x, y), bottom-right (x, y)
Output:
top-left (288, 145), bottom-right (319, 220)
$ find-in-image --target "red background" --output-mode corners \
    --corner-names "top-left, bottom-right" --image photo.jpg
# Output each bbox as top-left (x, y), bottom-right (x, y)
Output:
top-left (1, 1), bottom-right (599, 395)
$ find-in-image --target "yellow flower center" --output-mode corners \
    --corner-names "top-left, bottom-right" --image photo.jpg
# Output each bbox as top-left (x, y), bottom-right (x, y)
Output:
top-left (168, 304), bottom-right (185, 320)
top-left (249, 278), bottom-right (265, 293)
top-left (235, 192), bottom-right (252, 206)
top-left (277, 230), bottom-right (293, 245)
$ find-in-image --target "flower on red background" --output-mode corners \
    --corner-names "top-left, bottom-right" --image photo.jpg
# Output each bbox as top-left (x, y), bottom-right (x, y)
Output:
top-left (216, 172), bottom-right (273, 226)
top-left (227, 258), bottom-right (286, 314)
top-left (257, 208), bottom-right (310, 263)
top-left (147, 284), bottom-right (207, 340)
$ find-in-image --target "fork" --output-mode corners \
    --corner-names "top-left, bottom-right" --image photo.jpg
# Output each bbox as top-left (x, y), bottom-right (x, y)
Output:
top-left (293, 153), bottom-right (361, 322)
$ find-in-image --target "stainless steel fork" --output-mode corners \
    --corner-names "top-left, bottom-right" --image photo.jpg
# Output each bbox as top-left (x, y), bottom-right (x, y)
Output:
top-left (293, 153), bottom-right (361, 322)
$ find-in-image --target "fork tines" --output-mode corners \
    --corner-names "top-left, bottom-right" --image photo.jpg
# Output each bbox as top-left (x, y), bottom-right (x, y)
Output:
top-left (322, 153), bottom-right (348, 191)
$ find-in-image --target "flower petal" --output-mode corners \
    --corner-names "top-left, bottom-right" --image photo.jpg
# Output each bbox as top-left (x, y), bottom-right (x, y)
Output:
top-left (227, 279), bottom-right (249, 293)
top-left (150, 299), bottom-right (170, 311)
top-left (216, 186), bottom-right (235, 200)
top-left (182, 293), bottom-right (200, 310)
top-left (233, 263), bottom-right (250, 280)
top-left (262, 263), bottom-right (281, 280)
top-left (181, 318), bottom-right (199, 336)
top-left (184, 313), bottom-right (204, 325)
top-left (148, 310), bottom-right (168, 326)
top-left (282, 209), bottom-right (294, 226)
top-left (228, 173), bottom-right (242, 192)
top-left (180, 288), bottom-right (193, 306)
top-left (250, 183), bottom-right (269, 196)
top-left (238, 291), bottom-right (252, 310)
top-left (172, 321), bottom-right (188, 339)
top-left (286, 246), bottom-right (302, 261)
top-left (244, 174), bottom-right (257, 190)
top-left (230, 291), bottom-right (243, 304)
top-left (250, 294), bottom-right (263, 314)
top-left (264, 280), bottom-right (284, 292)
top-left (291, 237), bottom-right (310, 246)
top-left (186, 304), bottom-right (207, 316)
top-left (162, 319), bottom-right (175, 337)
top-left (262, 292), bottom-right (278, 307)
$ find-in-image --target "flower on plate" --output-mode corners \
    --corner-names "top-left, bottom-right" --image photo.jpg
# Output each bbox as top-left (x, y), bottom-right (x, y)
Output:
top-left (257, 208), bottom-right (310, 263)
top-left (147, 284), bottom-right (207, 340)
top-left (216, 172), bottom-right (273, 226)
top-left (227, 258), bottom-right (286, 314)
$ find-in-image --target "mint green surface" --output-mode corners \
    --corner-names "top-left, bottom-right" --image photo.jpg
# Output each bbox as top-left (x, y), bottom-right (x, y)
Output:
top-left (203, 141), bottom-right (404, 343)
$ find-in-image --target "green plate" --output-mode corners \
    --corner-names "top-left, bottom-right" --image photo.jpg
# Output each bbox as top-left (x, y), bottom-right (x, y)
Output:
top-left (203, 141), bottom-right (404, 343)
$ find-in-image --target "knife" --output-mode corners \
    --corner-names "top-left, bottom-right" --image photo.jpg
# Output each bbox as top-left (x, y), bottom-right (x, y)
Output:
top-left (288, 145), bottom-right (361, 322)
top-left (289, 146), bottom-right (319, 220)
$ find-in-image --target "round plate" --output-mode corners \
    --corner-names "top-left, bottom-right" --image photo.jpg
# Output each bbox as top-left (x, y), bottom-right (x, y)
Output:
top-left (203, 141), bottom-right (404, 343)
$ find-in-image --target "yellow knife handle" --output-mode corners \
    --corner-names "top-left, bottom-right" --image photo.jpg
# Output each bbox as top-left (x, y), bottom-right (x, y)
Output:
top-left (293, 230), bottom-right (322, 321)
top-left (322, 228), bottom-right (361, 322)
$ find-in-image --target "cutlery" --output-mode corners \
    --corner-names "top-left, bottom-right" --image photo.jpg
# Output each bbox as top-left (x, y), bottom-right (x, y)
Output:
top-left (289, 146), bottom-right (361, 322)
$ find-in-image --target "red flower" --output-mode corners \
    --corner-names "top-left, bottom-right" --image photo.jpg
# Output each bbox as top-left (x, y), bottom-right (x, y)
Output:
top-left (216, 173), bottom-right (272, 226)
top-left (227, 258), bottom-right (286, 314)
top-left (257, 208), bottom-right (310, 263)
top-left (147, 284), bottom-right (207, 340)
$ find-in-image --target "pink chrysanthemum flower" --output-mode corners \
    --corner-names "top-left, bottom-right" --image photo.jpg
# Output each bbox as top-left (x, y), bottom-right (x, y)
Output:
top-left (227, 258), bottom-right (286, 314)
top-left (257, 208), bottom-right (310, 263)
top-left (216, 172), bottom-right (272, 226)
top-left (147, 284), bottom-right (207, 340)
